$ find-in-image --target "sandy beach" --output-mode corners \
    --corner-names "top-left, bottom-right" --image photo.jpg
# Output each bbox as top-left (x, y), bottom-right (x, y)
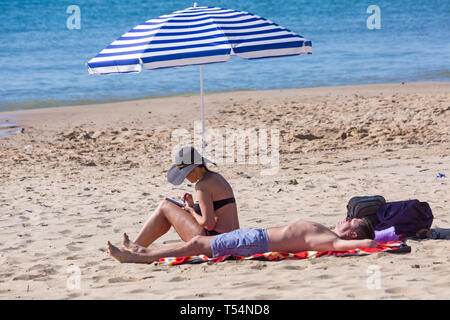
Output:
top-left (0, 81), bottom-right (449, 300)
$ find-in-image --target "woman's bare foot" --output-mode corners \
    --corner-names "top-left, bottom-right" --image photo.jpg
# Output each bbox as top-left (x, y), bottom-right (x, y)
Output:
top-left (107, 241), bottom-right (156, 264)
top-left (123, 233), bottom-right (148, 253)
top-left (107, 241), bottom-right (138, 263)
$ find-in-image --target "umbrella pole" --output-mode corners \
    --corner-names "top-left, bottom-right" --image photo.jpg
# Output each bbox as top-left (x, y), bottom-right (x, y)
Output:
top-left (200, 64), bottom-right (205, 158)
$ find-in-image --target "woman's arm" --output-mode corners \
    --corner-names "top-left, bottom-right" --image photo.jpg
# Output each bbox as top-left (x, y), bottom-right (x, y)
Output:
top-left (184, 207), bottom-right (207, 228)
top-left (191, 188), bottom-right (216, 231)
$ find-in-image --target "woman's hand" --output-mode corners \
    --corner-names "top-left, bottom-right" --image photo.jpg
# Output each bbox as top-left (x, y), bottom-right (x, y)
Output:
top-left (181, 204), bottom-right (196, 217)
top-left (182, 193), bottom-right (194, 207)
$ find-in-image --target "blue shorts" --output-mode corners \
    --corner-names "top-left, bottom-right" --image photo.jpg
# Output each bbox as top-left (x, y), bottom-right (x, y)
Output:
top-left (209, 228), bottom-right (269, 258)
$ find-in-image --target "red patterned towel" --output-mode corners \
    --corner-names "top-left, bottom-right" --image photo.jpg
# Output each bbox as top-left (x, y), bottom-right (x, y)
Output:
top-left (156, 241), bottom-right (410, 266)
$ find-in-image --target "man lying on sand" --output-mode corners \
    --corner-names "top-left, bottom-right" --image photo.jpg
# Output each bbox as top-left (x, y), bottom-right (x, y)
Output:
top-left (107, 218), bottom-right (376, 264)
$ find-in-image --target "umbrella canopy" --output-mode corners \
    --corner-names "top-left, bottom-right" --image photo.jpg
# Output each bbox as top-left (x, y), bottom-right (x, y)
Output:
top-left (87, 5), bottom-right (311, 74)
top-left (87, 4), bottom-right (311, 154)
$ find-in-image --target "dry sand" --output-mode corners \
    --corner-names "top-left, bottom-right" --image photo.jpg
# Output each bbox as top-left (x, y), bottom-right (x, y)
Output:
top-left (0, 82), bottom-right (449, 300)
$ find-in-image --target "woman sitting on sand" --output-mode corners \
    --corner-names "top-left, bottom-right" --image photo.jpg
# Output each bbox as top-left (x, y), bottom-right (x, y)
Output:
top-left (132, 146), bottom-right (239, 248)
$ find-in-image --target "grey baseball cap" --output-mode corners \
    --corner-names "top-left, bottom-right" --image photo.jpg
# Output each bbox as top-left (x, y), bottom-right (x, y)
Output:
top-left (167, 146), bottom-right (214, 185)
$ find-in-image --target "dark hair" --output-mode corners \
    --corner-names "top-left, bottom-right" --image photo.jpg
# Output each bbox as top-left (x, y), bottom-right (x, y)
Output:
top-left (353, 218), bottom-right (375, 240)
top-left (199, 163), bottom-right (215, 173)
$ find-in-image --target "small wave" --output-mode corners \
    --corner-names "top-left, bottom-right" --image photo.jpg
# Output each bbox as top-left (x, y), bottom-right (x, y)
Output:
top-left (1, 98), bottom-right (131, 112)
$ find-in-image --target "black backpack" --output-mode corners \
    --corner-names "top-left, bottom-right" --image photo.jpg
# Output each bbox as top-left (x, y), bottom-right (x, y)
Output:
top-left (346, 196), bottom-right (386, 226)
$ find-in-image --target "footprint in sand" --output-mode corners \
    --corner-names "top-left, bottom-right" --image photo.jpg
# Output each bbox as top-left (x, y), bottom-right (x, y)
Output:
top-left (113, 228), bottom-right (121, 234)
top-left (27, 264), bottom-right (58, 273)
top-left (66, 243), bottom-right (83, 251)
top-left (282, 265), bottom-right (307, 271)
top-left (3, 246), bottom-right (21, 252)
top-left (431, 265), bottom-right (448, 272)
top-left (66, 255), bottom-right (83, 261)
top-left (340, 285), bottom-right (362, 292)
top-left (75, 234), bottom-right (93, 239)
top-left (231, 281), bottom-right (264, 289)
top-left (0, 273), bottom-right (14, 280)
top-left (13, 274), bottom-right (43, 281)
top-left (385, 287), bottom-right (408, 294)
top-left (33, 252), bottom-right (46, 257)
top-left (254, 294), bottom-right (281, 299)
top-left (108, 277), bottom-right (138, 283)
top-left (82, 261), bottom-right (99, 268)
top-left (91, 275), bottom-right (103, 282)
top-left (315, 274), bottom-right (333, 280)
top-left (173, 294), bottom-right (198, 299)
top-left (169, 276), bottom-right (186, 282)
top-left (128, 289), bottom-right (146, 294)
top-left (65, 293), bottom-right (82, 299)
top-left (96, 265), bottom-right (114, 271)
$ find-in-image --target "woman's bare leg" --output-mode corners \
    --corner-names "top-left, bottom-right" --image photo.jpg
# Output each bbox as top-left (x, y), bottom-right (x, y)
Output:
top-left (133, 199), bottom-right (205, 247)
top-left (107, 235), bottom-right (213, 264)
top-left (123, 233), bottom-right (145, 253)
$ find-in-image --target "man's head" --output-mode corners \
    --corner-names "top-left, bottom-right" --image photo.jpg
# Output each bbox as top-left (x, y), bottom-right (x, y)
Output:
top-left (334, 218), bottom-right (375, 240)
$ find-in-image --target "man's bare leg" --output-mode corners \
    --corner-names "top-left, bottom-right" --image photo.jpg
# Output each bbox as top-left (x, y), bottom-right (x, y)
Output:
top-left (107, 235), bottom-right (214, 264)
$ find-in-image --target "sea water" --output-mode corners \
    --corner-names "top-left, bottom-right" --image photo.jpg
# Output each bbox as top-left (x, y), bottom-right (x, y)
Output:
top-left (0, 0), bottom-right (449, 112)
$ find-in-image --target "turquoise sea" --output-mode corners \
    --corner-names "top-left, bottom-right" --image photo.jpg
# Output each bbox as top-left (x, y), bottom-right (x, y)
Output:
top-left (0, 0), bottom-right (449, 112)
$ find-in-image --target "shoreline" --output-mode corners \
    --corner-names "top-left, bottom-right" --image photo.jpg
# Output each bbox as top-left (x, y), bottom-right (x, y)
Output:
top-left (1, 80), bottom-right (449, 116)
top-left (1, 81), bottom-right (448, 130)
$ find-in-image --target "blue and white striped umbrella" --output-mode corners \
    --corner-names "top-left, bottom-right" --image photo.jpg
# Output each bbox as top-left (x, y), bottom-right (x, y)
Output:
top-left (87, 4), bottom-right (311, 153)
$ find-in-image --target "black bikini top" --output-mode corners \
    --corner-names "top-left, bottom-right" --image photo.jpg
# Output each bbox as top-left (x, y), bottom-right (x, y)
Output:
top-left (193, 197), bottom-right (236, 216)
